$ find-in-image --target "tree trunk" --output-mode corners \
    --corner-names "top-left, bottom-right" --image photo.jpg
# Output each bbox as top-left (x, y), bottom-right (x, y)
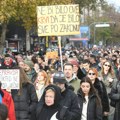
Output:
top-left (26, 30), bottom-right (30, 51)
top-left (0, 23), bottom-right (7, 54)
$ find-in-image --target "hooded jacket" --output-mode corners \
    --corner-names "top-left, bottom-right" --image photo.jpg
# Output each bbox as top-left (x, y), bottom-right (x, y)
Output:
top-left (36, 84), bottom-right (62, 120)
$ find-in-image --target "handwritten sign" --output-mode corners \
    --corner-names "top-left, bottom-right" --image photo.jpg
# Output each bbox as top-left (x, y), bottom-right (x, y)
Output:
top-left (37, 4), bottom-right (80, 36)
top-left (0, 69), bottom-right (20, 89)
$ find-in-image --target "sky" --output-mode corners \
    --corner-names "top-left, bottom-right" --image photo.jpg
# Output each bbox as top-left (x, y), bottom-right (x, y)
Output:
top-left (106, 0), bottom-right (120, 11)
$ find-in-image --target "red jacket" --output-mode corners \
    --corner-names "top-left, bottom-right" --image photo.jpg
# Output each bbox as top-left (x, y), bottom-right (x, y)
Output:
top-left (2, 90), bottom-right (16, 120)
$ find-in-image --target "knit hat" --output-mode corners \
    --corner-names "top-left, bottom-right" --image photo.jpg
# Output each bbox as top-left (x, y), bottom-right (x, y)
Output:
top-left (53, 71), bottom-right (67, 84)
top-left (70, 60), bottom-right (79, 67)
top-left (24, 60), bottom-right (34, 68)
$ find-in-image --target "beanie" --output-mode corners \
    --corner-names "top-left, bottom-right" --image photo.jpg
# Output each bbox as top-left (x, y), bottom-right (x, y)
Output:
top-left (70, 60), bottom-right (79, 67)
top-left (24, 60), bottom-right (34, 68)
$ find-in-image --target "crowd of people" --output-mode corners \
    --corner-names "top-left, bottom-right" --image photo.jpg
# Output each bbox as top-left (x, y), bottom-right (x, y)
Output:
top-left (0, 45), bottom-right (120, 120)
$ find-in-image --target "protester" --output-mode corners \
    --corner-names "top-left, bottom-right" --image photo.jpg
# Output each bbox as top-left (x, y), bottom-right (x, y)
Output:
top-left (87, 68), bottom-right (109, 120)
top-left (19, 60), bottom-right (36, 83)
top-left (89, 54), bottom-right (99, 70)
top-left (0, 82), bottom-right (16, 120)
top-left (70, 59), bottom-right (85, 79)
top-left (0, 54), bottom-right (16, 69)
top-left (36, 84), bottom-right (62, 120)
top-left (0, 103), bottom-right (8, 120)
top-left (99, 60), bottom-right (117, 120)
top-left (63, 63), bottom-right (80, 93)
top-left (81, 59), bottom-right (91, 76)
top-left (11, 67), bottom-right (38, 120)
top-left (99, 60), bottom-right (117, 93)
top-left (109, 80), bottom-right (120, 120)
top-left (31, 55), bottom-right (40, 73)
top-left (77, 77), bottom-right (102, 120)
top-left (34, 70), bottom-right (51, 100)
top-left (53, 71), bottom-right (81, 120)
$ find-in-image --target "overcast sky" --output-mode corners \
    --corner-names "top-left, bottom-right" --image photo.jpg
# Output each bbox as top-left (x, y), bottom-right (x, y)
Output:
top-left (106, 0), bottom-right (120, 10)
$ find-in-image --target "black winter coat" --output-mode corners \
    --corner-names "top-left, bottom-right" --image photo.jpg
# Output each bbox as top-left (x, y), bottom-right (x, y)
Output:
top-left (11, 83), bottom-right (38, 120)
top-left (94, 78), bottom-right (110, 113)
top-left (77, 89), bottom-right (102, 120)
top-left (109, 80), bottom-right (120, 120)
top-left (57, 86), bottom-right (81, 120)
top-left (36, 84), bottom-right (62, 120)
top-left (36, 85), bottom-right (81, 120)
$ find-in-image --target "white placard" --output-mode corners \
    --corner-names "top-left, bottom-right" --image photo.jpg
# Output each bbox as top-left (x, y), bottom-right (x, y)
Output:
top-left (0, 69), bottom-right (20, 89)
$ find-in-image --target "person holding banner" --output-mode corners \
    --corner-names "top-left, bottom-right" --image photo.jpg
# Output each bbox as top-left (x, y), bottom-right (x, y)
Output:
top-left (11, 67), bottom-right (38, 120)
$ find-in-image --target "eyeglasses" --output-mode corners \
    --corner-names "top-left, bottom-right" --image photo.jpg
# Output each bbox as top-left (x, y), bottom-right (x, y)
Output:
top-left (104, 64), bottom-right (110, 67)
top-left (88, 73), bottom-right (95, 75)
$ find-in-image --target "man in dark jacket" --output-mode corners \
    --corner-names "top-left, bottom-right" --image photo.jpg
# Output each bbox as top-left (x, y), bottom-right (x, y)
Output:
top-left (0, 103), bottom-right (8, 120)
top-left (53, 71), bottom-right (81, 120)
top-left (0, 54), bottom-right (16, 69)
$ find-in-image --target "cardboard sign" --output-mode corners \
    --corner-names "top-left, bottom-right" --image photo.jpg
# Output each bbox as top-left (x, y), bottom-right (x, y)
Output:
top-left (0, 69), bottom-right (20, 89)
top-left (46, 51), bottom-right (58, 59)
top-left (37, 4), bottom-right (80, 36)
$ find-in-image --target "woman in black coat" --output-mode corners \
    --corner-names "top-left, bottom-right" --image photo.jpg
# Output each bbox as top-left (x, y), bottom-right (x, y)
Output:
top-left (77, 77), bottom-right (102, 120)
top-left (109, 80), bottom-right (120, 120)
top-left (11, 67), bottom-right (38, 120)
top-left (87, 68), bottom-right (109, 119)
top-left (36, 84), bottom-right (62, 120)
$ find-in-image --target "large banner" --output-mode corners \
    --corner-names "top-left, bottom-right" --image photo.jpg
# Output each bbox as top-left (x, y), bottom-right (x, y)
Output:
top-left (37, 5), bottom-right (80, 36)
top-left (0, 69), bottom-right (20, 89)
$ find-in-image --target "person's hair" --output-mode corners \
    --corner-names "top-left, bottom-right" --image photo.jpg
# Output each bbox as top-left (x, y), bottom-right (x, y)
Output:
top-left (114, 50), bottom-right (119, 54)
top-left (0, 103), bottom-right (8, 120)
top-left (80, 77), bottom-right (102, 107)
top-left (101, 60), bottom-right (115, 77)
top-left (63, 63), bottom-right (73, 70)
top-left (36, 70), bottom-right (51, 86)
top-left (46, 89), bottom-right (55, 95)
top-left (90, 54), bottom-right (96, 61)
top-left (88, 68), bottom-right (98, 78)
top-left (19, 67), bottom-right (31, 94)
top-left (82, 59), bottom-right (90, 64)
top-left (37, 56), bottom-right (44, 62)
top-left (31, 55), bottom-right (38, 64)
top-left (103, 53), bottom-right (108, 58)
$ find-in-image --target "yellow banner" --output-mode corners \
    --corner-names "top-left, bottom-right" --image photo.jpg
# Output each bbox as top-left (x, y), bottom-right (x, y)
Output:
top-left (37, 4), bottom-right (80, 36)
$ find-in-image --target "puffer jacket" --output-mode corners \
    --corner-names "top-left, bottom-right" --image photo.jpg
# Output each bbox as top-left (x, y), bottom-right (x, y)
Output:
top-left (77, 89), bottom-right (102, 120)
top-left (11, 83), bottom-right (38, 120)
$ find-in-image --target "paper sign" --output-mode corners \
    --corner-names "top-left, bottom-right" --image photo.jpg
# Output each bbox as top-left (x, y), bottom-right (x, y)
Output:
top-left (0, 69), bottom-right (20, 89)
top-left (37, 4), bottom-right (80, 36)
top-left (46, 51), bottom-right (58, 59)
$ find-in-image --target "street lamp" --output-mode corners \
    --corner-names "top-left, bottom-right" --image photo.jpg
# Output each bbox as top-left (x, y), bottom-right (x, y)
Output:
top-left (89, 22), bottom-right (115, 44)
